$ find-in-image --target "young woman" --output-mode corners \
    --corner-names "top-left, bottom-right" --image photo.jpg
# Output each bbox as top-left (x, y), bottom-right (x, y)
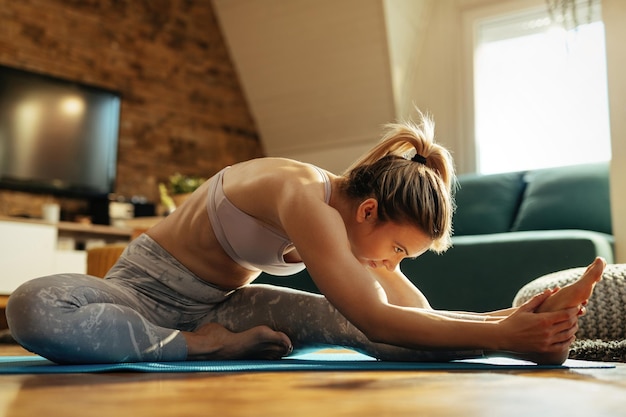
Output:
top-left (6, 113), bottom-right (604, 365)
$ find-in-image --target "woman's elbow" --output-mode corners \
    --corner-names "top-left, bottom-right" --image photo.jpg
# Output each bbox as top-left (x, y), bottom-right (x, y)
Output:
top-left (355, 318), bottom-right (394, 345)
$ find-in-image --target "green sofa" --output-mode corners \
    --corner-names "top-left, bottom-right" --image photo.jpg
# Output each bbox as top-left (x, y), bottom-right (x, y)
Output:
top-left (256, 162), bottom-right (614, 313)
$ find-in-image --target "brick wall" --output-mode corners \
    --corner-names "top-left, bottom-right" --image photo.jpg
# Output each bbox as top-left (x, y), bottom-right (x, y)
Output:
top-left (0, 0), bottom-right (263, 217)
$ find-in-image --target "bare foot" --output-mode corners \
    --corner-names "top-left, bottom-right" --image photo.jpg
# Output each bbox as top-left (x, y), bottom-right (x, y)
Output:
top-left (513, 349), bottom-right (572, 366)
top-left (490, 348), bottom-right (571, 366)
top-left (536, 257), bottom-right (606, 314)
top-left (183, 323), bottom-right (293, 360)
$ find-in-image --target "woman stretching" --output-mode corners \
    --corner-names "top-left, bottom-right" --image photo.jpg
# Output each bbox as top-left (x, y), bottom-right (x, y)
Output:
top-left (6, 112), bottom-right (604, 365)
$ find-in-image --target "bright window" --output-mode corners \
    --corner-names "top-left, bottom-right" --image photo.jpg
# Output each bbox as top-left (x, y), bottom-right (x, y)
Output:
top-left (473, 3), bottom-right (611, 174)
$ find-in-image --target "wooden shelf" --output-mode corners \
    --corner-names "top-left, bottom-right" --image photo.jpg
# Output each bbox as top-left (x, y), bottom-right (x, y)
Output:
top-left (0, 215), bottom-right (165, 244)
top-left (57, 221), bottom-right (133, 239)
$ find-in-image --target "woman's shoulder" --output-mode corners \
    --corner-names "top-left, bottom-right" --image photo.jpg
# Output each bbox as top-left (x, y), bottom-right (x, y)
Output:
top-left (223, 157), bottom-right (336, 207)
top-left (230, 157), bottom-right (334, 185)
top-left (233, 156), bottom-right (315, 170)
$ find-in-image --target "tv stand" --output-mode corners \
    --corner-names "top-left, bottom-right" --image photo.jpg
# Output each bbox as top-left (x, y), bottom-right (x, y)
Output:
top-left (0, 216), bottom-right (164, 330)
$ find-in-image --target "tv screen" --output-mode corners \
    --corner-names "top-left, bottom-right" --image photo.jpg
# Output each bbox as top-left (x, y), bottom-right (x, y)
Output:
top-left (0, 65), bottom-right (120, 198)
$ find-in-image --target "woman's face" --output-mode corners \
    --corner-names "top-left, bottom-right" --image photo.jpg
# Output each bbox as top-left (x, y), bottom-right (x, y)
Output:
top-left (351, 220), bottom-right (433, 272)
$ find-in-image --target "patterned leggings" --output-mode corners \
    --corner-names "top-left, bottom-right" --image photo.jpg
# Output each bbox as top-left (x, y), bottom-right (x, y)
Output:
top-left (6, 234), bottom-right (483, 364)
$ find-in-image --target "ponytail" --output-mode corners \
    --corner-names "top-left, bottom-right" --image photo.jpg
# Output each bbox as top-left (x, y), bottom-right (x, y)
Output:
top-left (342, 111), bottom-right (456, 252)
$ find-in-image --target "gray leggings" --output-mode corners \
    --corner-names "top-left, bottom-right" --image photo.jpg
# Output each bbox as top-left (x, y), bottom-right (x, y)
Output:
top-left (6, 234), bottom-right (483, 364)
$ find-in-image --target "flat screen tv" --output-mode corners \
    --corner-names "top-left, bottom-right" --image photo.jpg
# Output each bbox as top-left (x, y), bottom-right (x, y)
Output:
top-left (0, 65), bottom-right (121, 198)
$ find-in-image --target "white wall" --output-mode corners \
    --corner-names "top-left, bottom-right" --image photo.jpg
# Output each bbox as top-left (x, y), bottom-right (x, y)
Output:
top-left (406, 0), bottom-right (467, 172)
top-left (285, 141), bottom-right (375, 174)
top-left (382, 0), bottom-right (433, 120)
top-left (603, 0), bottom-right (626, 262)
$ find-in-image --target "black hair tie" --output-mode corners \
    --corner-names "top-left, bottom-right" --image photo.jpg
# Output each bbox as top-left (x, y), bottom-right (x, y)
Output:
top-left (412, 153), bottom-right (427, 165)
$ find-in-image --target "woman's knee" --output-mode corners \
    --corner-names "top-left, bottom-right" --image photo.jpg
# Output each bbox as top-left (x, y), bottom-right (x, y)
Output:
top-left (7, 275), bottom-right (59, 315)
top-left (6, 274), bottom-right (92, 344)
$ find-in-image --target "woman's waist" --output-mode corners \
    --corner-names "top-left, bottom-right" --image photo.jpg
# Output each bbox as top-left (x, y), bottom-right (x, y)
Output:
top-left (173, 249), bottom-right (260, 289)
top-left (146, 230), bottom-right (259, 290)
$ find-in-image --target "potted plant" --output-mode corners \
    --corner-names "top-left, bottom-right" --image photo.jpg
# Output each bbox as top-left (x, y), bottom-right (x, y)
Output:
top-left (159, 173), bottom-right (206, 212)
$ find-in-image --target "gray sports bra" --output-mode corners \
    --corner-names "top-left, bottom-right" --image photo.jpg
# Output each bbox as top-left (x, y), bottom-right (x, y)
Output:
top-left (206, 165), bottom-right (332, 276)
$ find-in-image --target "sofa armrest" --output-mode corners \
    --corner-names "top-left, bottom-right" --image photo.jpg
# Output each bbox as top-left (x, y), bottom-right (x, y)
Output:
top-left (400, 230), bottom-right (614, 313)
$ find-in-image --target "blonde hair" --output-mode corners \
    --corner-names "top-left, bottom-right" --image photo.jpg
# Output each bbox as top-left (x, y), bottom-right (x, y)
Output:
top-left (342, 112), bottom-right (455, 253)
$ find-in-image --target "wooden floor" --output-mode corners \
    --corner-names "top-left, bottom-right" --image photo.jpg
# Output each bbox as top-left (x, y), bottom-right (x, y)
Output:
top-left (0, 344), bottom-right (625, 417)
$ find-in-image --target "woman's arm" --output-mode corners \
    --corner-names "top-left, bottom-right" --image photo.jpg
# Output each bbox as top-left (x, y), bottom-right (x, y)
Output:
top-left (277, 182), bottom-right (578, 355)
top-left (366, 265), bottom-right (432, 308)
top-left (367, 264), bottom-right (522, 322)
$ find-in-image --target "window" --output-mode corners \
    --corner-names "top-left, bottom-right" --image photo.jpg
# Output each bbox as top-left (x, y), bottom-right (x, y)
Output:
top-left (473, 2), bottom-right (611, 174)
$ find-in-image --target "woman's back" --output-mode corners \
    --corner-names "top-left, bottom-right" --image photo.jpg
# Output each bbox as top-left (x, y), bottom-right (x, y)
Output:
top-left (147, 158), bottom-right (334, 289)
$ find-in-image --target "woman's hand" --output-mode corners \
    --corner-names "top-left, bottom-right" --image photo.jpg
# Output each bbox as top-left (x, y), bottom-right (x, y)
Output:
top-left (496, 289), bottom-right (579, 355)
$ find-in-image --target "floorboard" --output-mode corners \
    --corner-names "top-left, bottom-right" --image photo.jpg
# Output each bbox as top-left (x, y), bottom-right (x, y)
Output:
top-left (0, 344), bottom-right (625, 417)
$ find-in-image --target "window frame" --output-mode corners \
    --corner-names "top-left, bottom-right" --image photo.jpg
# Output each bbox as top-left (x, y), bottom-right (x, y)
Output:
top-left (460, 0), bottom-right (609, 174)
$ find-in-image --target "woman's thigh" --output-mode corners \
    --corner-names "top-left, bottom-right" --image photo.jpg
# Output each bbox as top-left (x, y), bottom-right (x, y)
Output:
top-left (7, 273), bottom-right (187, 363)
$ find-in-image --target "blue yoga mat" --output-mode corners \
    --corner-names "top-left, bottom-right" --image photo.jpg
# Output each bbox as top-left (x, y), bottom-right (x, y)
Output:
top-left (0, 351), bottom-right (614, 374)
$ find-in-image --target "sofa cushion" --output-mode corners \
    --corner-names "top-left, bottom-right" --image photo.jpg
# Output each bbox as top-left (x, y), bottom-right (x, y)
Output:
top-left (453, 171), bottom-right (525, 235)
top-left (511, 162), bottom-right (612, 234)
